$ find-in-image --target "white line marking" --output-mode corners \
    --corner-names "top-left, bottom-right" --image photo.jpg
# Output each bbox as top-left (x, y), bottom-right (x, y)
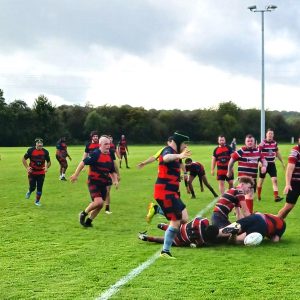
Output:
top-left (96, 196), bottom-right (218, 300)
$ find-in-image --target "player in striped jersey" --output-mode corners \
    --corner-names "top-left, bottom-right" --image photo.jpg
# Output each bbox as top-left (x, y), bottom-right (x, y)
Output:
top-left (227, 134), bottom-right (267, 213)
top-left (277, 137), bottom-right (300, 219)
top-left (138, 217), bottom-right (219, 247)
top-left (71, 136), bottom-right (119, 227)
top-left (211, 135), bottom-right (234, 194)
top-left (82, 131), bottom-right (99, 159)
top-left (154, 132), bottom-right (191, 258)
top-left (221, 212), bottom-right (286, 243)
top-left (117, 135), bottom-right (129, 168)
top-left (257, 129), bottom-right (285, 202)
top-left (211, 176), bottom-right (253, 228)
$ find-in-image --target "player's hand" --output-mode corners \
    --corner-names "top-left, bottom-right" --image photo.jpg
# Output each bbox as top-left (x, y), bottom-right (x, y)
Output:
top-left (113, 181), bottom-right (119, 189)
top-left (283, 184), bottom-right (292, 194)
top-left (27, 167), bottom-right (32, 173)
top-left (70, 174), bottom-right (78, 183)
top-left (137, 162), bottom-right (145, 169)
top-left (179, 148), bottom-right (192, 159)
top-left (43, 166), bottom-right (48, 173)
top-left (261, 166), bottom-right (267, 174)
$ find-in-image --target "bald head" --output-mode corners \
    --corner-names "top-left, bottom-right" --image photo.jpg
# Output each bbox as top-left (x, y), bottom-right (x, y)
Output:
top-left (99, 136), bottom-right (111, 153)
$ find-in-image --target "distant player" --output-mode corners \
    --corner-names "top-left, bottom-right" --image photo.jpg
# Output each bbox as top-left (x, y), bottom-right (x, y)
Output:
top-left (117, 134), bottom-right (129, 168)
top-left (56, 137), bottom-right (72, 180)
top-left (257, 128), bottom-right (285, 202)
top-left (221, 212), bottom-right (286, 243)
top-left (22, 138), bottom-right (51, 206)
top-left (227, 134), bottom-right (267, 213)
top-left (185, 158), bottom-right (218, 199)
top-left (138, 217), bottom-right (219, 247)
top-left (82, 131), bottom-right (99, 159)
top-left (70, 136), bottom-right (119, 227)
top-left (211, 176), bottom-right (253, 228)
top-left (277, 136), bottom-right (300, 219)
top-left (211, 135), bottom-right (234, 194)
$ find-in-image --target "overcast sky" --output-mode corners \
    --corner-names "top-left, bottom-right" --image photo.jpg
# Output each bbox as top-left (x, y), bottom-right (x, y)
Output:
top-left (1, 0), bottom-right (299, 111)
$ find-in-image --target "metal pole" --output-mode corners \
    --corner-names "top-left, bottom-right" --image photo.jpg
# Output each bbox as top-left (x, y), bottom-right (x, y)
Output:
top-left (261, 11), bottom-right (265, 142)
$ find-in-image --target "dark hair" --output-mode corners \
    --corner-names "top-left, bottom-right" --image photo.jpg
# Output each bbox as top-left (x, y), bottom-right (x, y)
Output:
top-left (90, 131), bottom-right (99, 137)
top-left (202, 225), bottom-right (219, 243)
top-left (185, 158), bottom-right (192, 164)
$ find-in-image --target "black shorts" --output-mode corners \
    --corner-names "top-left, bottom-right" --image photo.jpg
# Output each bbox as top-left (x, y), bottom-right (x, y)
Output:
top-left (286, 181), bottom-right (300, 204)
top-left (211, 212), bottom-right (231, 229)
top-left (156, 194), bottom-right (186, 221)
top-left (217, 174), bottom-right (234, 181)
top-left (190, 170), bottom-right (205, 178)
top-left (259, 163), bottom-right (277, 178)
top-left (237, 214), bottom-right (267, 237)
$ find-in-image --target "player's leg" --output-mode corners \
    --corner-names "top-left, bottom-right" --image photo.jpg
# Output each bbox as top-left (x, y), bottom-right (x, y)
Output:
top-left (188, 175), bottom-right (196, 198)
top-left (35, 175), bottom-right (45, 206)
top-left (202, 175), bottom-right (218, 197)
top-left (26, 174), bottom-right (36, 198)
top-left (218, 179), bottom-right (225, 195)
top-left (124, 153), bottom-right (129, 168)
top-left (105, 185), bottom-right (112, 214)
top-left (79, 183), bottom-right (105, 227)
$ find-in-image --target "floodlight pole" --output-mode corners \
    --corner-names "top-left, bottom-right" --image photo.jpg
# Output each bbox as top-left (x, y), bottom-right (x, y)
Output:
top-left (248, 5), bottom-right (277, 142)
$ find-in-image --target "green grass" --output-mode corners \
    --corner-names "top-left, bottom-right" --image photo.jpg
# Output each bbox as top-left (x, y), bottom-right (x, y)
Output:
top-left (1, 145), bottom-right (300, 299)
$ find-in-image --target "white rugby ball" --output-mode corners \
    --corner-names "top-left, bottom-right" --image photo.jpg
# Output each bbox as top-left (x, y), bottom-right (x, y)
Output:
top-left (244, 232), bottom-right (263, 246)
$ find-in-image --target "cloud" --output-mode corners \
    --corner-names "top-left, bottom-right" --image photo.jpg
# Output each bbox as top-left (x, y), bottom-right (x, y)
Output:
top-left (0, 0), bottom-right (299, 112)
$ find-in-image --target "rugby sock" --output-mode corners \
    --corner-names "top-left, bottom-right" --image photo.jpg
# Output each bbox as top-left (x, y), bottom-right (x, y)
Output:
top-left (162, 226), bottom-right (178, 253)
top-left (36, 192), bottom-right (42, 201)
top-left (274, 191), bottom-right (278, 198)
top-left (155, 205), bottom-right (165, 216)
top-left (105, 205), bottom-right (110, 211)
top-left (246, 199), bottom-right (253, 213)
top-left (257, 187), bottom-right (262, 199)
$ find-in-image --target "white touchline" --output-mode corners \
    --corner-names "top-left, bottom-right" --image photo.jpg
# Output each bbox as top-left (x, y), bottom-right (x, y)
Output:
top-left (96, 197), bottom-right (219, 300)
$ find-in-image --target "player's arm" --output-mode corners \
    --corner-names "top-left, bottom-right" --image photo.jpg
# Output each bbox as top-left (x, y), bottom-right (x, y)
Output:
top-left (276, 151), bottom-right (285, 170)
top-left (70, 161), bottom-right (85, 182)
top-left (283, 163), bottom-right (295, 194)
top-left (137, 156), bottom-right (156, 169)
top-left (110, 172), bottom-right (119, 189)
top-left (22, 156), bottom-right (32, 173)
top-left (163, 148), bottom-right (191, 163)
top-left (239, 199), bottom-right (251, 218)
top-left (211, 156), bottom-right (216, 176)
top-left (227, 157), bottom-right (235, 178)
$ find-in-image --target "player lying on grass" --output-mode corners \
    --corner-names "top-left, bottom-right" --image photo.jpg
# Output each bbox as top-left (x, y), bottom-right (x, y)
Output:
top-left (211, 176), bottom-right (253, 228)
top-left (138, 217), bottom-right (220, 247)
top-left (220, 212), bottom-right (286, 243)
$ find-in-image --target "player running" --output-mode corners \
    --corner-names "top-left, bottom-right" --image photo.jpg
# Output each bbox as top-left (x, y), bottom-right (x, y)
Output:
top-left (22, 138), bottom-right (51, 206)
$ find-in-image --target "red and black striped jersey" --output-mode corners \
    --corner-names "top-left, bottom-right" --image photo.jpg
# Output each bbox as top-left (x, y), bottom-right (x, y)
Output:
top-left (213, 188), bottom-right (244, 216)
top-left (288, 144), bottom-right (300, 182)
top-left (56, 142), bottom-right (68, 157)
top-left (213, 145), bottom-right (233, 176)
top-left (231, 146), bottom-right (265, 179)
top-left (118, 139), bottom-right (127, 154)
top-left (84, 142), bottom-right (99, 154)
top-left (185, 162), bottom-right (205, 175)
top-left (257, 213), bottom-right (286, 239)
top-left (83, 149), bottom-right (116, 185)
top-left (24, 147), bottom-right (50, 175)
top-left (174, 217), bottom-right (210, 246)
top-left (259, 139), bottom-right (278, 163)
top-left (154, 146), bottom-right (180, 198)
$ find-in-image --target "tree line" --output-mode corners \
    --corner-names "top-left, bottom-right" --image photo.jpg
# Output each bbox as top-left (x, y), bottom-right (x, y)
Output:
top-left (0, 89), bottom-right (299, 146)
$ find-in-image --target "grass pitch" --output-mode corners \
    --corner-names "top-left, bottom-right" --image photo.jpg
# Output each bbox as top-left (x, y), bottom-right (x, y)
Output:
top-left (1, 145), bottom-right (300, 299)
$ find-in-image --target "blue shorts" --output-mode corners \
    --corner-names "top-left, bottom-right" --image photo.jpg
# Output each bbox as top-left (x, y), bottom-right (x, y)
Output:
top-left (237, 214), bottom-right (267, 237)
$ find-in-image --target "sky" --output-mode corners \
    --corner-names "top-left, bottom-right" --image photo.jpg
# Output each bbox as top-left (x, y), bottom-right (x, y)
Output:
top-left (1, 0), bottom-right (299, 112)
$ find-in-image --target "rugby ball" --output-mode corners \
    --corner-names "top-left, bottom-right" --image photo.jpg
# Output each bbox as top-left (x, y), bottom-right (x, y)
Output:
top-left (244, 232), bottom-right (263, 246)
